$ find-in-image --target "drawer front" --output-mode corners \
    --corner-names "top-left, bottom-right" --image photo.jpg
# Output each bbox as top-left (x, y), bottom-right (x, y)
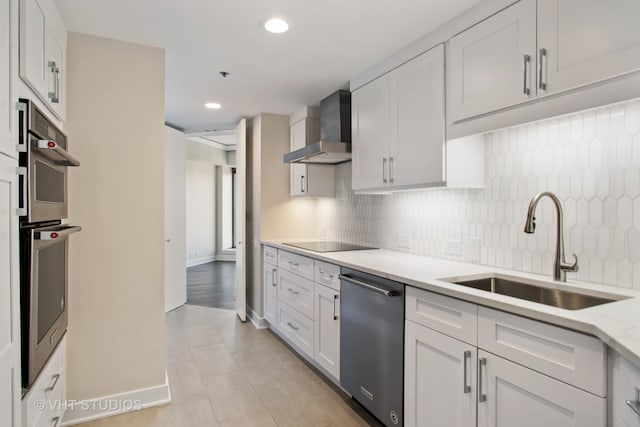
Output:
top-left (277, 301), bottom-right (313, 358)
top-left (314, 260), bottom-right (340, 291)
top-left (263, 245), bottom-right (278, 266)
top-left (25, 338), bottom-right (66, 427)
top-left (278, 269), bottom-right (314, 319)
top-left (478, 306), bottom-right (606, 397)
top-left (279, 250), bottom-right (314, 280)
top-left (406, 286), bottom-right (478, 346)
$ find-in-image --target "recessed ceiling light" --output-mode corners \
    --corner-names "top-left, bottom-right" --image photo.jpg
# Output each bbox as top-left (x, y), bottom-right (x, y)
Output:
top-left (264, 18), bottom-right (289, 34)
top-left (205, 102), bottom-right (221, 109)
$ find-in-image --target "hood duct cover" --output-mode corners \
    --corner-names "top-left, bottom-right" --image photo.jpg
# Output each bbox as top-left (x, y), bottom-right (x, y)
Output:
top-left (283, 90), bottom-right (351, 164)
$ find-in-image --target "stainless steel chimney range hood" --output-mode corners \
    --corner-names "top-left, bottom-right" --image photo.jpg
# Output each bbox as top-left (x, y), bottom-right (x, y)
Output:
top-left (283, 90), bottom-right (351, 164)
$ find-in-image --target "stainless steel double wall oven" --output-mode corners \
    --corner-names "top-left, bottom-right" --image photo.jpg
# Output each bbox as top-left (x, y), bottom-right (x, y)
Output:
top-left (18, 99), bottom-right (81, 388)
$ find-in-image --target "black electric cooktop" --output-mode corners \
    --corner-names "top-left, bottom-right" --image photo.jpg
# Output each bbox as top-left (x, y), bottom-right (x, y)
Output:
top-left (283, 241), bottom-right (378, 253)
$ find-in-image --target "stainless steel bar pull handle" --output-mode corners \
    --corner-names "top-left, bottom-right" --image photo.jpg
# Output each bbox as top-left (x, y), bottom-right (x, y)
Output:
top-left (382, 158), bottom-right (388, 183)
top-left (48, 61), bottom-right (60, 103)
top-left (339, 274), bottom-right (400, 297)
top-left (300, 175), bottom-right (305, 193)
top-left (286, 322), bottom-right (299, 331)
top-left (16, 166), bottom-right (27, 217)
top-left (463, 351), bottom-right (471, 393)
top-left (333, 294), bottom-right (338, 320)
top-left (523, 55), bottom-right (531, 96)
top-left (389, 157), bottom-right (394, 184)
top-left (271, 269), bottom-right (277, 287)
top-left (287, 288), bottom-right (299, 295)
top-left (478, 357), bottom-right (487, 402)
top-left (627, 387), bottom-right (640, 417)
top-left (539, 48), bottom-right (548, 91)
top-left (45, 373), bottom-right (61, 394)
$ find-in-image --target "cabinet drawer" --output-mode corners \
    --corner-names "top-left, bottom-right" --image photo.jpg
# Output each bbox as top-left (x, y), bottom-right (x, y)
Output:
top-left (314, 260), bottom-right (340, 291)
top-left (278, 269), bottom-right (314, 319)
top-left (478, 306), bottom-right (606, 397)
top-left (263, 245), bottom-right (278, 266)
top-left (34, 373), bottom-right (65, 427)
top-left (24, 337), bottom-right (66, 427)
top-left (277, 301), bottom-right (313, 358)
top-left (610, 350), bottom-right (640, 426)
top-left (278, 250), bottom-right (314, 280)
top-left (405, 286), bottom-right (478, 346)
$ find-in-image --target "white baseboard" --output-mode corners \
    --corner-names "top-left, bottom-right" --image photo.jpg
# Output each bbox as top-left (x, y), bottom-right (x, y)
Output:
top-left (247, 306), bottom-right (268, 329)
top-left (214, 253), bottom-right (236, 262)
top-left (186, 255), bottom-right (215, 267)
top-left (61, 372), bottom-right (171, 426)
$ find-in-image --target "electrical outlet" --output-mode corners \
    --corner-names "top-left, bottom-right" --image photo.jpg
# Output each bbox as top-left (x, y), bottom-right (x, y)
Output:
top-left (398, 234), bottom-right (411, 251)
top-left (445, 239), bottom-right (463, 257)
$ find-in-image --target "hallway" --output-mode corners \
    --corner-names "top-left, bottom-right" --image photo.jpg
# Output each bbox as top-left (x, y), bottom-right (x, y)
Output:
top-left (187, 261), bottom-right (236, 310)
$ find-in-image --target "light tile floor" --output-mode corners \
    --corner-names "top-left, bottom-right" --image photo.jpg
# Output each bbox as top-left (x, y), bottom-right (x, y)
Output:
top-left (75, 304), bottom-right (378, 426)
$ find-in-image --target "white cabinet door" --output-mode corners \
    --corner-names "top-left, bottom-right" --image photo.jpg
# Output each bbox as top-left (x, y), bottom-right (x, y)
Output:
top-left (404, 321), bottom-right (476, 427)
top-left (389, 44), bottom-right (445, 187)
top-left (538, 0), bottom-right (640, 96)
top-left (19, 0), bottom-right (47, 99)
top-left (477, 350), bottom-right (606, 427)
top-left (0, 155), bottom-right (21, 427)
top-left (290, 119), bottom-right (307, 197)
top-left (351, 76), bottom-right (390, 191)
top-left (448, 0), bottom-right (537, 122)
top-left (44, 6), bottom-right (65, 121)
top-left (313, 284), bottom-right (340, 380)
top-left (1, 0), bottom-right (17, 158)
top-left (263, 263), bottom-right (278, 325)
top-left (19, 0), bottom-right (66, 121)
top-left (609, 350), bottom-right (640, 427)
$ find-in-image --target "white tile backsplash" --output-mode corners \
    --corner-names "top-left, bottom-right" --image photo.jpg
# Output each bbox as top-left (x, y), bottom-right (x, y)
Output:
top-left (317, 98), bottom-right (640, 289)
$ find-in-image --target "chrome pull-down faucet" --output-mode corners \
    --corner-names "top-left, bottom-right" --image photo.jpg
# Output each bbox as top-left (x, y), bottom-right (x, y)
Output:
top-left (524, 191), bottom-right (578, 282)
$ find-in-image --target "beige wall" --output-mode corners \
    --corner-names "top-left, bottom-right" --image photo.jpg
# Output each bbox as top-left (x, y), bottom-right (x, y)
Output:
top-left (247, 113), bottom-right (318, 318)
top-left (66, 33), bottom-right (166, 399)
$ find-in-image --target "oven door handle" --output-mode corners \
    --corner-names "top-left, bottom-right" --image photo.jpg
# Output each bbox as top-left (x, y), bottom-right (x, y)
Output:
top-left (35, 226), bottom-right (82, 240)
top-left (36, 140), bottom-right (81, 167)
top-left (339, 274), bottom-right (400, 297)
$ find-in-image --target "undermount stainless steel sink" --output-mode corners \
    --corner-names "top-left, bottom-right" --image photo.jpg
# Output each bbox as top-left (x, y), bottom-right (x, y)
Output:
top-left (444, 274), bottom-right (627, 310)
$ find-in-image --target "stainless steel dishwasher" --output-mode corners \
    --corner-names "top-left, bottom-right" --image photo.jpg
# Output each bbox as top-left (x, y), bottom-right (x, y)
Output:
top-left (340, 267), bottom-right (404, 426)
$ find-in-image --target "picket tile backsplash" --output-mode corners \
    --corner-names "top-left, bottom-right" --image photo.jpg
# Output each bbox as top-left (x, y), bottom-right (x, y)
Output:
top-left (317, 99), bottom-right (640, 289)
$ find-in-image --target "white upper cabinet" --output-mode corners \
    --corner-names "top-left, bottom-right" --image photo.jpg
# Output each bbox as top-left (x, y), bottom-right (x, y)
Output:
top-left (351, 74), bottom-right (389, 191)
top-left (289, 108), bottom-right (335, 198)
top-left (1, 0), bottom-right (17, 158)
top-left (537, 0), bottom-right (640, 95)
top-left (448, 0), bottom-right (537, 123)
top-left (19, 0), bottom-right (66, 121)
top-left (448, 0), bottom-right (640, 128)
top-left (353, 44), bottom-right (483, 192)
top-left (389, 44), bottom-right (445, 187)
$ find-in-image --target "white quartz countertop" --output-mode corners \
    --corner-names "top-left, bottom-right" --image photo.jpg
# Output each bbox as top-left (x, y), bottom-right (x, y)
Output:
top-left (263, 239), bottom-right (640, 367)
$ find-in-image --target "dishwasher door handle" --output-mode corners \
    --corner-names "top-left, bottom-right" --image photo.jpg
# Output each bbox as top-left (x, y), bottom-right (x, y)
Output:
top-left (339, 275), bottom-right (400, 297)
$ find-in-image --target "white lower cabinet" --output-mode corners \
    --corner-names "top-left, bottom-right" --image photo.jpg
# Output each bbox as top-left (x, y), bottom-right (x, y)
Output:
top-left (313, 283), bottom-right (340, 380)
top-left (405, 286), bottom-right (607, 427)
top-left (405, 320), bottom-right (476, 427)
top-left (609, 350), bottom-right (640, 426)
top-left (264, 247), bottom-right (341, 382)
top-left (23, 336), bottom-right (66, 427)
top-left (477, 349), bottom-right (606, 427)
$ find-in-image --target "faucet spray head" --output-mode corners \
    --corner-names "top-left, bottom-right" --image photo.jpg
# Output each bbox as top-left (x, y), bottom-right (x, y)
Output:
top-left (524, 214), bottom-right (536, 234)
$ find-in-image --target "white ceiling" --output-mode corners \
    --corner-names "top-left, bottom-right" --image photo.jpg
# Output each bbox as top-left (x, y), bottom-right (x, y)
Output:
top-left (55, 0), bottom-right (481, 132)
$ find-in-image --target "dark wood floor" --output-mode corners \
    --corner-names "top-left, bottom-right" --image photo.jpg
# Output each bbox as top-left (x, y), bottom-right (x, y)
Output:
top-left (186, 261), bottom-right (236, 310)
